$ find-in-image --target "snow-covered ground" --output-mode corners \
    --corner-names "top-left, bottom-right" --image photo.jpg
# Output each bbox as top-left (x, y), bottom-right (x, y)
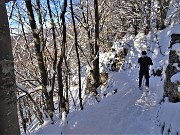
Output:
top-left (34, 71), bottom-right (164, 134)
top-left (31, 22), bottom-right (180, 135)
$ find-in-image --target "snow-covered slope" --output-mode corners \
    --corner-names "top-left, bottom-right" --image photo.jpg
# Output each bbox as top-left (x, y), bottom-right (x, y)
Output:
top-left (32, 23), bottom-right (180, 135)
top-left (62, 71), bottom-right (164, 134)
top-left (34, 71), bottom-right (163, 134)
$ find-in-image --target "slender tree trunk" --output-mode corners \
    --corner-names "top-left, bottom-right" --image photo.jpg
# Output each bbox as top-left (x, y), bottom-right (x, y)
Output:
top-left (64, 67), bottom-right (69, 113)
top-left (25, 0), bottom-right (54, 120)
top-left (35, 0), bottom-right (49, 114)
top-left (58, 0), bottom-right (67, 116)
top-left (93, 0), bottom-right (100, 91)
top-left (70, 0), bottom-right (83, 110)
top-left (86, 0), bottom-right (94, 59)
top-left (0, 1), bottom-right (20, 134)
top-left (52, 0), bottom-right (69, 114)
top-left (145, 0), bottom-right (151, 34)
top-left (131, 4), bottom-right (138, 35)
top-left (36, 0), bottom-right (46, 52)
top-left (46, 0), bottom-right (56, 118)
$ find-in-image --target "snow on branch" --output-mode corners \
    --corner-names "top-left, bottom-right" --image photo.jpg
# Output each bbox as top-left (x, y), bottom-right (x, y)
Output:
top-left (16, 83), bottom-right (42, 99)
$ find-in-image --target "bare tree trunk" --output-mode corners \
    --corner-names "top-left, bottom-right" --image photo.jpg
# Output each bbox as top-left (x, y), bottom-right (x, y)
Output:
top-left (70, 0), bottom-right (83, 110)
top-left (131, 3), bottom-right (139, 36)
top-left (145, 0), bottom-right (151, 34)
top-left (52, 0), bottom-right (69, 114)
top-left (25, 0), bottom-right (54, 120)
top-left (46, 0), bottom-right (56, 118)
top-left (58, 0), bottom-right (67, 116)
top-left (86, 0), bottom-right (94, 61)
top-left (64, 66), bottom-right (69, 113)
top-left (93, 0), bottom-right (100, 91)
top-left (0, 1), bottom-right (20, 134)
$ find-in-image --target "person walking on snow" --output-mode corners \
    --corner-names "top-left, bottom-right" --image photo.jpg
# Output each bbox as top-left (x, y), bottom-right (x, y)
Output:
top-left (138, 51), bottom-right (153, 91)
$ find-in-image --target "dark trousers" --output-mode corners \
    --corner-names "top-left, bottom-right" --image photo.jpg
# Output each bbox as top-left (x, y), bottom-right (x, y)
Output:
top-left (139, 70), bottom-right (149, 87)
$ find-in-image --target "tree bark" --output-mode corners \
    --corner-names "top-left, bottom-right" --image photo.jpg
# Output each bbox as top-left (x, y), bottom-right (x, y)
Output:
top-left (93, 0), bottom-right (100, 91)
top-left (70, 0), bottom-right (83, 110)
top-left (25, 0), bottom-right (54, 120)
top-left (0, 1), bottom-right (20, 134)
top-left (58, 0), bottom-right (67, 115)
top-left (145, 0), bottom-right (151, 34)
top-left (46, 0), bottom-right (56, 117)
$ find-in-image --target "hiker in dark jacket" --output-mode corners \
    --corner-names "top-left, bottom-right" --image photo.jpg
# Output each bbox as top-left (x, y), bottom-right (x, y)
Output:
top-left (138, 51), bottom-right (153, 90)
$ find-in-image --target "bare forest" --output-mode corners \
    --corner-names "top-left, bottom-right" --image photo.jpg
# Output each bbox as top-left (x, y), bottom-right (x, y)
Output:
top-left (0, 0), bottom-right (180, 134)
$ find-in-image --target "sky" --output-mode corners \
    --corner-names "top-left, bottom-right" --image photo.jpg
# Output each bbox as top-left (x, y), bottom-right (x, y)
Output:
top-left (6, 0), bottom-right (77, 34)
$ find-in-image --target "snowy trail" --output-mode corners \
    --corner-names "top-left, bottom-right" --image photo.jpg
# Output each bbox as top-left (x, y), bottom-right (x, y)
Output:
top-left (60, 71), bottom-right (162, 134)
top-left (34, 70), bottom-right (163, 135)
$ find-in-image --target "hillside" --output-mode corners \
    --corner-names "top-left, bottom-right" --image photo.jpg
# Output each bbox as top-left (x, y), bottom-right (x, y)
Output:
top-left (1, 0), bottom-right (180, 134)
top-left (32, 23), bottom-right (180, 134)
